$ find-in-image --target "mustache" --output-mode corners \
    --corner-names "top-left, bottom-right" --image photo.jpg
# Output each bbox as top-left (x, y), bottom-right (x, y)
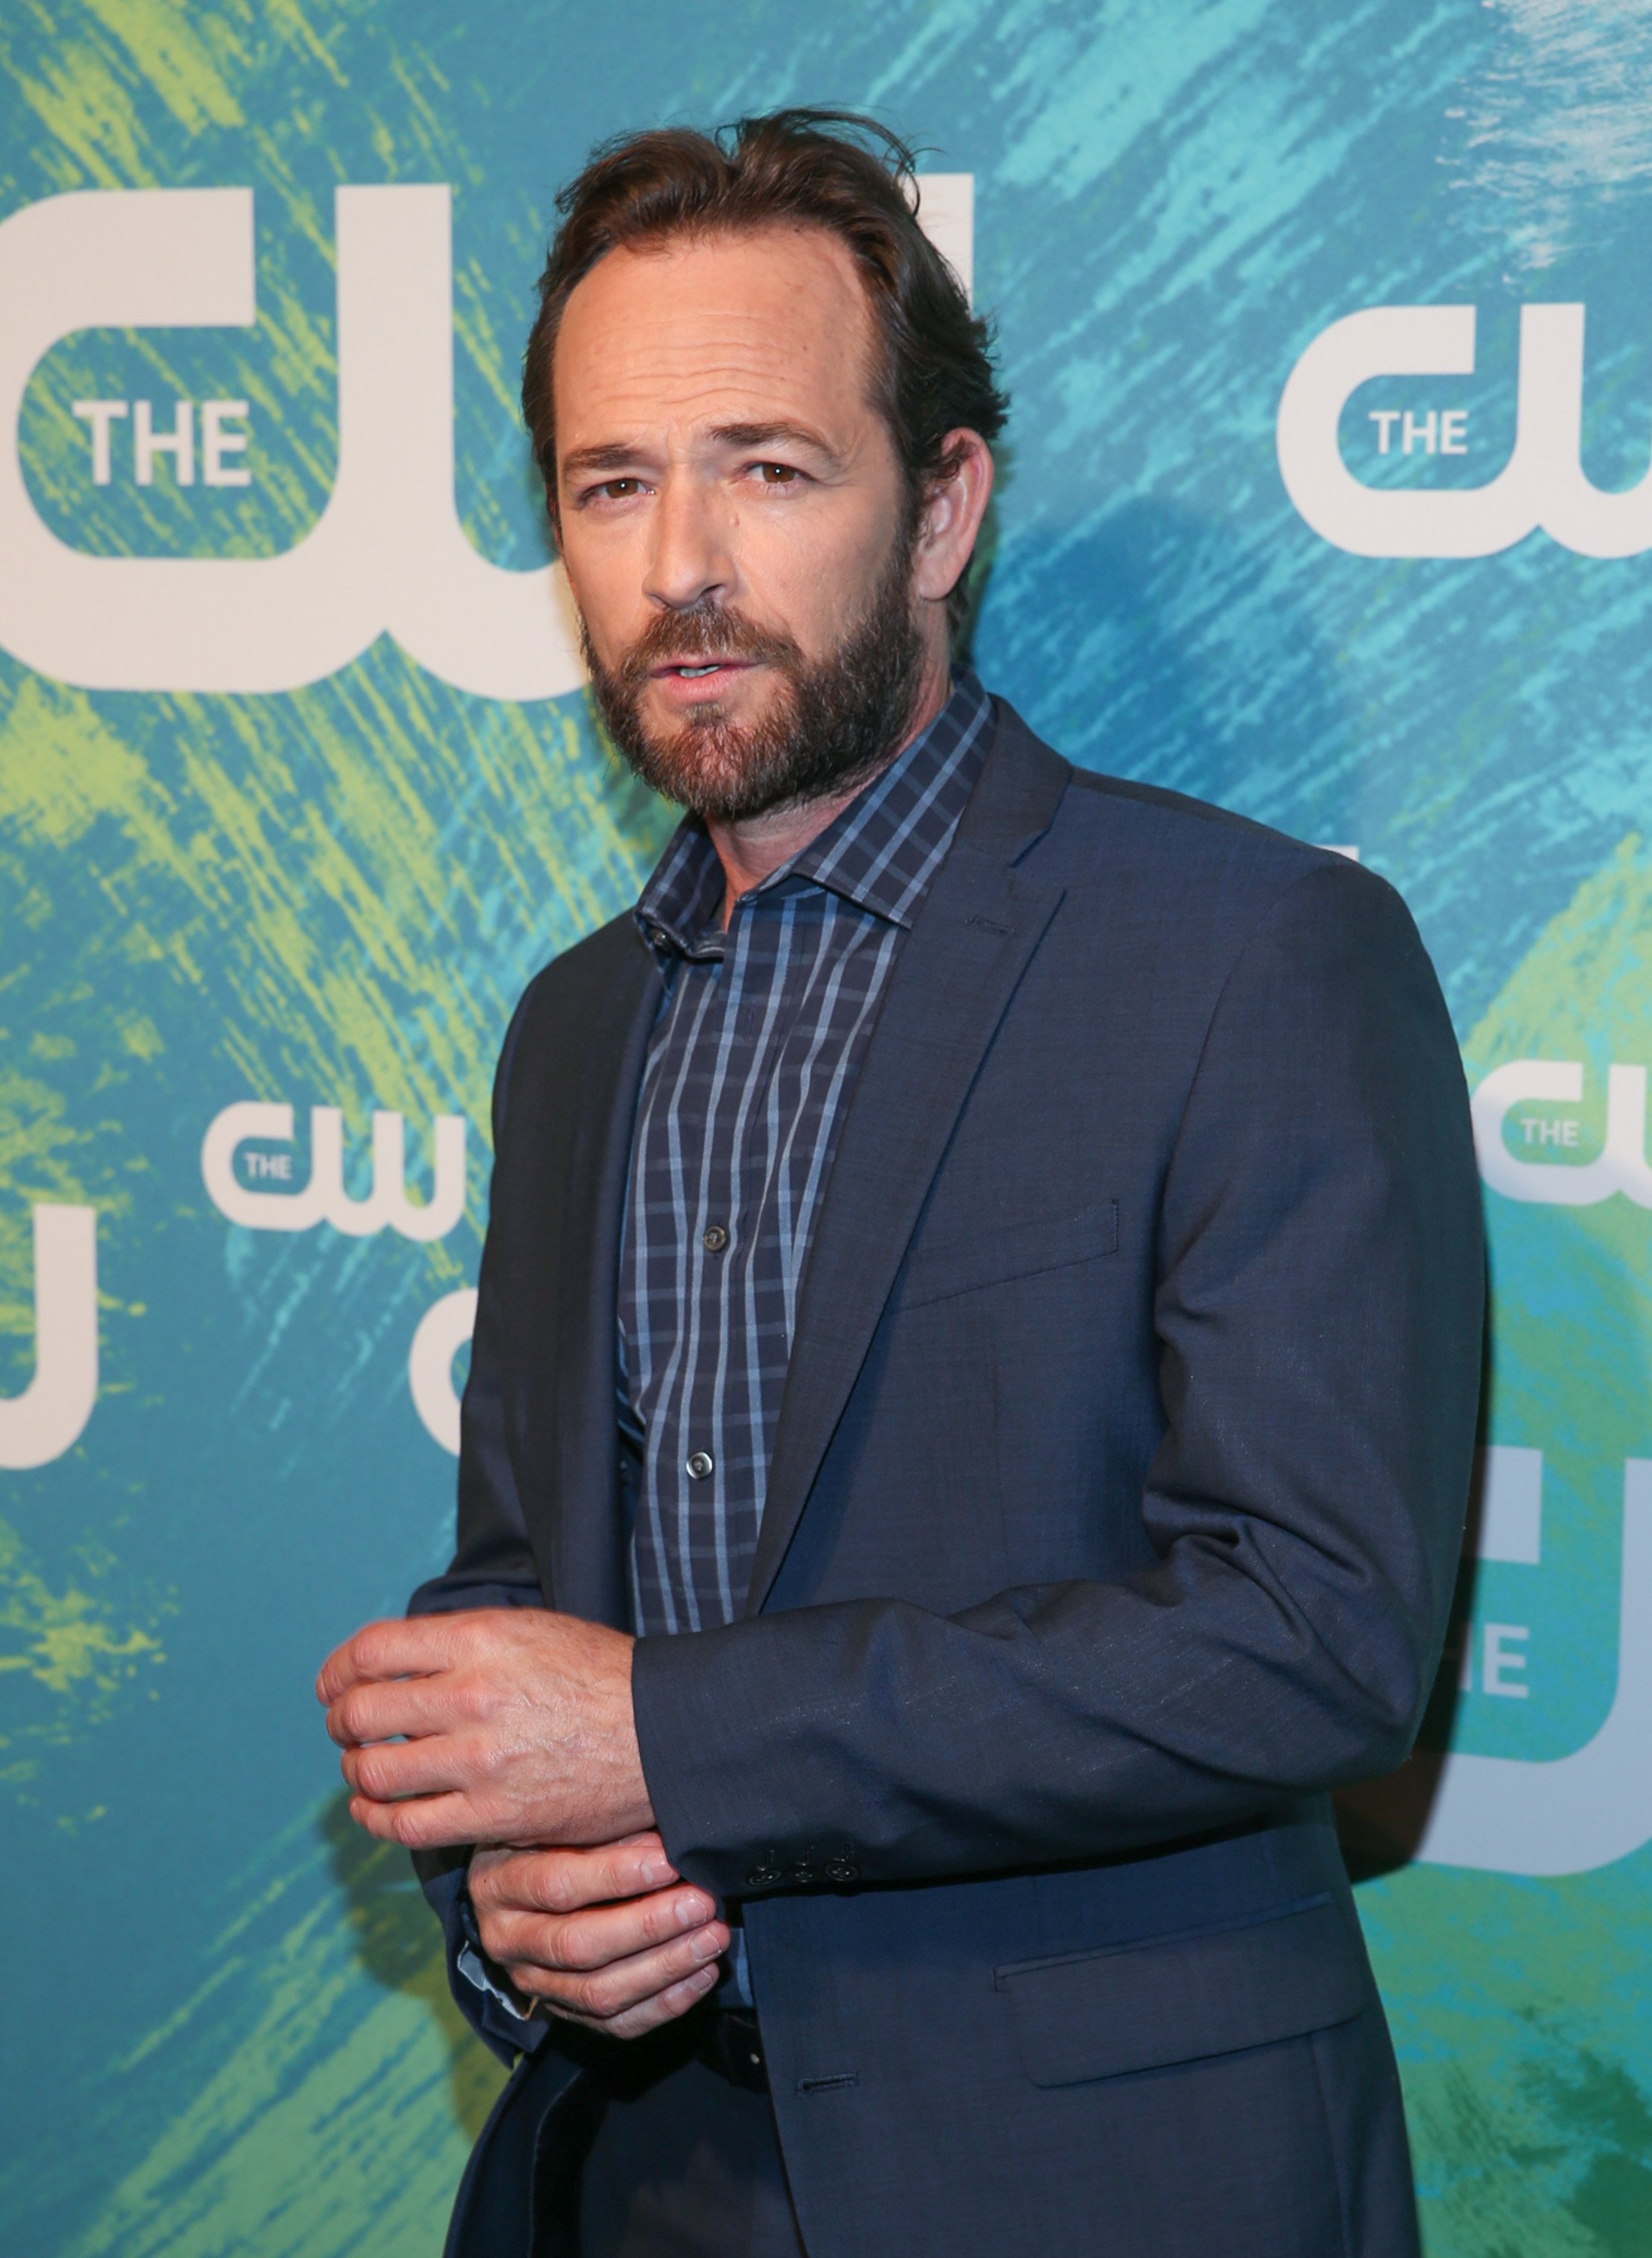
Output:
top-left (617, 603), bottom-right (802, 686)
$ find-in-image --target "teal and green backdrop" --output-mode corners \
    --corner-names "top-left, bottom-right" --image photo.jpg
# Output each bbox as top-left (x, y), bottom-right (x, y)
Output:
top-left (5, 2), bottom-right (1652, 2250)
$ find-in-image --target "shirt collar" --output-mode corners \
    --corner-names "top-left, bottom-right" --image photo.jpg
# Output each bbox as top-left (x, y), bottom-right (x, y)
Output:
top-left (634, 671), bottom-right (993, 959)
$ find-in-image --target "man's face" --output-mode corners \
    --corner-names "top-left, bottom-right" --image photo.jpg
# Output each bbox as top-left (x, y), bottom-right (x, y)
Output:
top-left (551, 226), bottom-right (926, 820)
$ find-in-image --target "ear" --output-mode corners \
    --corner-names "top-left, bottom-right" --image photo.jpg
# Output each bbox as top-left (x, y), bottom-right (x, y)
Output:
top-left (911, 429), bottom-right (996, 607)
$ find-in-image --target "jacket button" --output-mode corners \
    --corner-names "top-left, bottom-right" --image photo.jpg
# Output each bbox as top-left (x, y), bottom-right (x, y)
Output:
top-left (746, 1864), bottom-right (782, 1888)
top-left (789, 1862), bottom-right (820, 1886)
top-left (686, 1450), bottom-right (713, 1480)
top-left (825, 1860), bottom-right (860, 1885)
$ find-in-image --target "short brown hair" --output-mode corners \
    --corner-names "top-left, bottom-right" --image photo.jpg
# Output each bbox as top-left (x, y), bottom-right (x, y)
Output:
top-left (521, 108), bottom-right (1008, 637)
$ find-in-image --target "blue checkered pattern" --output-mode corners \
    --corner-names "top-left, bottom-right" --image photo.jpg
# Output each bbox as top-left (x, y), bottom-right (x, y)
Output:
top-left (619, 673), bottom-right (993, 1638)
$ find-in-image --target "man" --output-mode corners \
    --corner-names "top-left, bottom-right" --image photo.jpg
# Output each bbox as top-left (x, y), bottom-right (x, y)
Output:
top-left (318, 109), bottom-right (1483, 2258)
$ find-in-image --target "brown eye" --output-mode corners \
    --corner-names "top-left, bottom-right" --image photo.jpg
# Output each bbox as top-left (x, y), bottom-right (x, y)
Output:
top-left (600, 478), bottom-right (642, 499)
top-left (755, 462), bottom-right (799, 485)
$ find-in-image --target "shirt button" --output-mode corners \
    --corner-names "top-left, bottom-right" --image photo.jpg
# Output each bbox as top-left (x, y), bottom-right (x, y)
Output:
top-left (686, 1450), bottom-right (714, 1480)
top-left (702, 1223), bottom-right (729, 1253)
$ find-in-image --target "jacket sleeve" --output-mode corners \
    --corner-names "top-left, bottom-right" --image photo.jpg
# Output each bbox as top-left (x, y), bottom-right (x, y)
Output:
top-left (406, 978), bottom-right (550, 2059)
top-left (630, 860), bottom-right (1486, 1902)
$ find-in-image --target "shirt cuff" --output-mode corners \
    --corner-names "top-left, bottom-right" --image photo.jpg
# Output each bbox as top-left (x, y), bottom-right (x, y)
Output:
top-left (717, 1925), bottom-right (753, 2009)
top-left (455, 1939), bottom-right (539, 2028)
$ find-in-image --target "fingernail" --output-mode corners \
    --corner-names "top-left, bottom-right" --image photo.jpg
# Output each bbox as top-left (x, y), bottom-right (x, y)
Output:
top-left (690, 1928), bottom-right (723, 1961)
top-left (683, 1964), bottom-right (718, 1993)
top-left (640, 1854), bottom-right (674, 1888)
top-left (673, 1893), bottom-right (706, 1928)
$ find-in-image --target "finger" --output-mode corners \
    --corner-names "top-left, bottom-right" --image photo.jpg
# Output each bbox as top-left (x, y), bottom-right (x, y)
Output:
top-left (479, 1885), bottom-right (719, 1971)
top-left (317, 1618), bottom-right (439, 1705)
top-left (346, 1789), bottom-right (485, 1851)
top-left (543, 1961), bottom-right (722, 2041)
top-left (473, 1837), bottom-right (680, 1916)
top-left (509, 1919), bottom-right (731, 2022)
top-left (316, 1631), bottom-right (370, 1706)
top-left (315, 1612), bottom-right (484, 1706)
top-left (327, 1673), bottom-right (476, 1750)
top-left (341, 1733), bottom-right (489, 1803)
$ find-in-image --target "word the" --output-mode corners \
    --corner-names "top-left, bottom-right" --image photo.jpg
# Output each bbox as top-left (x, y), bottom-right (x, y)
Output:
top-left (1279, 303), bottom-right (1652, 557)
top-left (1516, 1115), bottom-right (1578, 1147)
top-left (201, 1101), bottom-right (466, 1240)
top-left (0, 1204), bottom-right (98, 1470)
top-left (1368, 409), bottom-right (1468, 455)
top-left (0, 178), bottom-right (968, 698)
top-left (1471, 1060), bottom-right (1652, 1206)
top-left (71, 398), bottom-right (249, 486)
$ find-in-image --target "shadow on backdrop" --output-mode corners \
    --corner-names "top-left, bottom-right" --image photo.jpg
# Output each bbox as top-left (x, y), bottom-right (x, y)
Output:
top-left (320, 1789), bottom-right (504, 2144)
top-left (976, 497), bottom-right (1360, 846)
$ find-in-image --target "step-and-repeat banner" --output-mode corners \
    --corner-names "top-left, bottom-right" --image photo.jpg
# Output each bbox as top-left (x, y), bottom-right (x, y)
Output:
top-left (5, 2), bottom-right (1650, 2251)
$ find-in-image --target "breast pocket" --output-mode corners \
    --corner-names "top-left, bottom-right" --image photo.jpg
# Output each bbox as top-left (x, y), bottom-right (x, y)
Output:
top-left (894, 1197), bottom-right (1119, 1313)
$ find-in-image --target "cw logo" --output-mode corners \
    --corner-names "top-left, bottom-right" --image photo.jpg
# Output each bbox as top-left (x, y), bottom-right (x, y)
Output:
top-left (0, 184), bottom-right (582, 698)
top-left (201, 1101), bottom-right (467, 1239)
top-left (0, 178), bottom-right (972, 699)
top-left (1411, 1458), bottom-right (1652, 1877)
top-left (1340, 1452), bottom-right (1652, 1878)
top-left (1471, 1060), bottom-right (1652, 1206)
top-left (1276, 305), bottom-right (1652, 558)
top-left (0, 1204), bottom-right (98, 1470)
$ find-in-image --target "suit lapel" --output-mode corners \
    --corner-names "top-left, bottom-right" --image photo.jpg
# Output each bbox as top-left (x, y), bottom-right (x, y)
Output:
top-left (745, 708), bottom-right (1071, 1614)
top-left (525, 927), bottom-right (658, 1630)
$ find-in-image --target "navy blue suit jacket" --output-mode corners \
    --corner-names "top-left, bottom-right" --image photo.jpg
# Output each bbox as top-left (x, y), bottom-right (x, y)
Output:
top-left (412, 698), bottom-right (1483, 2258)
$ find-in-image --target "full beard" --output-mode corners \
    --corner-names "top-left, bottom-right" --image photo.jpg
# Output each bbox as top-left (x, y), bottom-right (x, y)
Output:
top-left (580, 532), bottom-right (927, 824)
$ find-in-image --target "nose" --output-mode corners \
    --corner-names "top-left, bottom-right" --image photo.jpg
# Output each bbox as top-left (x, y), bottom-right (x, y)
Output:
top-left (642, 470), bottom-right (736, 614)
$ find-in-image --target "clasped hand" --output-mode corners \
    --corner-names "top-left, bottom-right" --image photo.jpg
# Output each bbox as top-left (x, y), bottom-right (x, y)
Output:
top-left (318, 1608), bottom-right (729, 2038)
top-left (470, 1836), bottom-right (729, 2037)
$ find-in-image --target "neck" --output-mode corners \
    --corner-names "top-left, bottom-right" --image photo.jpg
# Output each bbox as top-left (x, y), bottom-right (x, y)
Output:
top-left (705, 644), bottom-right (953, 927)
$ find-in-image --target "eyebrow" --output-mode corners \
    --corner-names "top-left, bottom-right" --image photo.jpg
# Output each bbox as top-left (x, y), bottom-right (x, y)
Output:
top-left (560, 419), bottom-right (844, 481)
top-left (560, 441), bottom-right (646, 479)
top-left (707, 419), bottom-right (841, 462)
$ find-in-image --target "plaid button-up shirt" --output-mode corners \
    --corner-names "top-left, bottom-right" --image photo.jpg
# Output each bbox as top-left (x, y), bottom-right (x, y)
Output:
top-left (619, 671), bottom-right (993, 1639)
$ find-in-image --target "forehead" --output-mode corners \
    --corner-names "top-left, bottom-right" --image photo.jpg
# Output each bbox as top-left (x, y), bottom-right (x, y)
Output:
top-left (552, 225), bottom-right (880, 449)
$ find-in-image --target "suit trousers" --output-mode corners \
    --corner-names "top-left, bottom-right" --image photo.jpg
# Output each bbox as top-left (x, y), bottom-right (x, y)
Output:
top-left (567, 2019), bottom-right (808, 2258)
